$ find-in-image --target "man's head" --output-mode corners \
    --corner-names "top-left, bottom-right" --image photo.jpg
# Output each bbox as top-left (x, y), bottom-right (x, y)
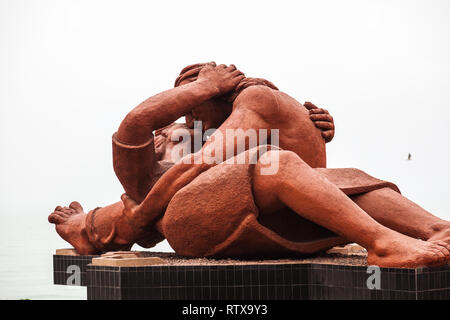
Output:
top-left (175, 62), bottom-right (231, 131)
top-left (175, 62), bottom-right (279, 131)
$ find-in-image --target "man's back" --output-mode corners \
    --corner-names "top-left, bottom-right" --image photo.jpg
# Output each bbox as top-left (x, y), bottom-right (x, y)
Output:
top-left (233, 85), bottom-right (327, 168)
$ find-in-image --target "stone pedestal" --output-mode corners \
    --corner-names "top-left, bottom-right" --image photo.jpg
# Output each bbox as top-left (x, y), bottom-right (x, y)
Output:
top-left (52, 245), bottom-right (450, 300)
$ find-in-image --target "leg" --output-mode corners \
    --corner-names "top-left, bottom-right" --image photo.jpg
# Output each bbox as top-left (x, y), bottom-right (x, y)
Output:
top-left (253, 150), bottom-right (450, 267)
top-left (351, 188), bottom-right (450, 241)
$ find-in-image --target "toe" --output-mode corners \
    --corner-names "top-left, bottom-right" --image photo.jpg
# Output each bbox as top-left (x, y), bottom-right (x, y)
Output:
top-left (48, 212), bottom-right (66, 224)
top-left (431, 248), bottom-right (446, 264)
top-left (61, 206), bottom-right (75, 214)
top-left (69, 201), bottom-right (84, 213)
top-left (434, 240), bottom-right (450, 258)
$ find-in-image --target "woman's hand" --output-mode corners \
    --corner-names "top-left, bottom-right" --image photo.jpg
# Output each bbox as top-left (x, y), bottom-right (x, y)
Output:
top-left (304, 101), bottom-right (335, 143)
top-left (197, 63), bottom-right (245, 95)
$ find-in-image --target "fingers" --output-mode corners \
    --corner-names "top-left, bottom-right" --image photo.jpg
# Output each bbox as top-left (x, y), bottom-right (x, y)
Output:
top-left (322, 130), bottom-right (335, 143)
top-left (314, 121), bottom-right (334, 130)
top-left (200, 63), bottom-right (215, 71)
top-left (306, 104), bottom-right (334, 143)
top-left (121, 193), bottom-right (138, 209)
top-left (69, 201), bottom-right (83, 212)
top-left (309, 108), bottom-right (330, 115)
top-left (226, 64), bottom-right (237, 71)
top-left (309, 113), bottom-right (333, 122)
top-left (231, 70), bottom-right (245, 81)
top-left (212, 63), bottom-right (245, 79)
top-left (225, 64), bottom-right (245, 78)
top-left (231, 69), bottom-right (244, 77)
top-left (304, 101), bottom-right (318, 110)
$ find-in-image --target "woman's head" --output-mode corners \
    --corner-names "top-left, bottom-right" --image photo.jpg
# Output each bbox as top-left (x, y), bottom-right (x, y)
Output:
top-left (154, 123), bottom-right (194, 162)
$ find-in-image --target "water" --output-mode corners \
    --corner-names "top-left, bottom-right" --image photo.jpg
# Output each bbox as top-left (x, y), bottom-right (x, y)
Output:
top-left (0, 214), bottom-right (173, 300)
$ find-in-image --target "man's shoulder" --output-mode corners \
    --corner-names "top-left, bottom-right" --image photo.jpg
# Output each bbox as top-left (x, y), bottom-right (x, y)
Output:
top-left (235, 84), bottom-right (277, 102)
top-left (233, 85), bottom-right (280, 119)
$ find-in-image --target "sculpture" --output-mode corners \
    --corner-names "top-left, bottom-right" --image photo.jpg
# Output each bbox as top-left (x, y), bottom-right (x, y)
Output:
top-left (49, 62), bottom-right (450, 268)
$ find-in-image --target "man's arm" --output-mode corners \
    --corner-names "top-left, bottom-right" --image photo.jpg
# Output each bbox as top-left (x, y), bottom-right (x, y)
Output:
top-left (116, 64), bottom-right (244, 145)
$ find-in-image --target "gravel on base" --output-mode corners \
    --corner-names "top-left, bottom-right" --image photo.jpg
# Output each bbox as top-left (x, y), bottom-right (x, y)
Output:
top-left (136, 251), bottom-right (368, 266)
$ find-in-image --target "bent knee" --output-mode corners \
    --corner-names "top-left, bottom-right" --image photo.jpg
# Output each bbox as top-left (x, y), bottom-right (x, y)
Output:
top-left (255, 150), bottom-right (307, 177)
top-left (259, 150), bottom-right (306, 165)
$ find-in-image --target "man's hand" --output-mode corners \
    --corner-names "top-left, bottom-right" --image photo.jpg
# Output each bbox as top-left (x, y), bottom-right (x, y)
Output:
top-left (304, 101), bottom-right (335, 143)
top-left (197, 63), bottom-right (245, 95)
top-left (121, 193), bottom-right (159, 230)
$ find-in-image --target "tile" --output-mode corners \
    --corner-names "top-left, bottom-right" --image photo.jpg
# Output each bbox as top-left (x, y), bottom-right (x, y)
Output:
top-left (226, 268), bottom-right (234, 285)
top-left (275, 285), bottom-right (285, 300)
top-left (218, 268), bottom-right (227, 286)
top-left (202, 286), bottom-right (211, 300)
top-left (243, 267), bottom-right (252, 286)
top-left (283, 284), bottom-right (293, 300)
top-left (267, 267), bottom-right (276, 285)
top-left (243, 286), bottom-right (252, 299)
top-left (226, 286), bottom-right (235, 300)
top-left (210, 270), bottom-right (219, 286)
top-left (185, 269), bottom-right (194, 286)
top-left (234, 266), bottom-right (243, 286)
top-left (259, 285), bottom-right (268, 300)
top-left (250, 268), bottom-right (259, 286)
top-left (234, 286), bottom-right (243, 300)
top-left (193, 286), bottom-right (202, 300)
top-left (267, 286), bottom-right (276, 299)
top-left (218, 286), bottom-right (227, 300)
top-left (177, 286), bottom-right (187, 300)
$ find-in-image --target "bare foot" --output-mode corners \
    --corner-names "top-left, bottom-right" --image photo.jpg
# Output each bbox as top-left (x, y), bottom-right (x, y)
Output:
top-left (48, 201), bottom-right (98, 255)
top-left (367, 232), bottom-right (450, 268)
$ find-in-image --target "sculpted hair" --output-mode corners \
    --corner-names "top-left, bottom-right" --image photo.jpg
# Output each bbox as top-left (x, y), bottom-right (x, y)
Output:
top-left (174, 62), bottom-right (279, 103)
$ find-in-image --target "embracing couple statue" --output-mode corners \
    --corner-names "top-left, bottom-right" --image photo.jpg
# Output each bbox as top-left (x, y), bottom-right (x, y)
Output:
top-left (49, 62), bottom-right (450, 268)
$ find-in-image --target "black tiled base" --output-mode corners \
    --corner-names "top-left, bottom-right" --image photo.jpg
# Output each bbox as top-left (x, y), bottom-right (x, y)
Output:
top-left (83, 263), bottom-right (450, 300)
top-left (52, 253), bottom-right (450, 299)
top-left (53, 254), bottom-right (98, 286)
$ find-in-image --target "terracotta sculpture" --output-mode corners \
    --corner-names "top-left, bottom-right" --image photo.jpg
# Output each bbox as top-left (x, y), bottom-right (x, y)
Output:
top-left (49, 62), bottom-right (450, 268)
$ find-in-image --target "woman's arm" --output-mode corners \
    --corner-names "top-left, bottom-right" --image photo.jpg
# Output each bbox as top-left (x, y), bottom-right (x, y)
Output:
top-left (304, 101), bottom-right (335, 143)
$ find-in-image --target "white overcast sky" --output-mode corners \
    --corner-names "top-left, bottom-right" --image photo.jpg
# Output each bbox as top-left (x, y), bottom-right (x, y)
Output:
top-left (1, 0), bottom-right (449, 232)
